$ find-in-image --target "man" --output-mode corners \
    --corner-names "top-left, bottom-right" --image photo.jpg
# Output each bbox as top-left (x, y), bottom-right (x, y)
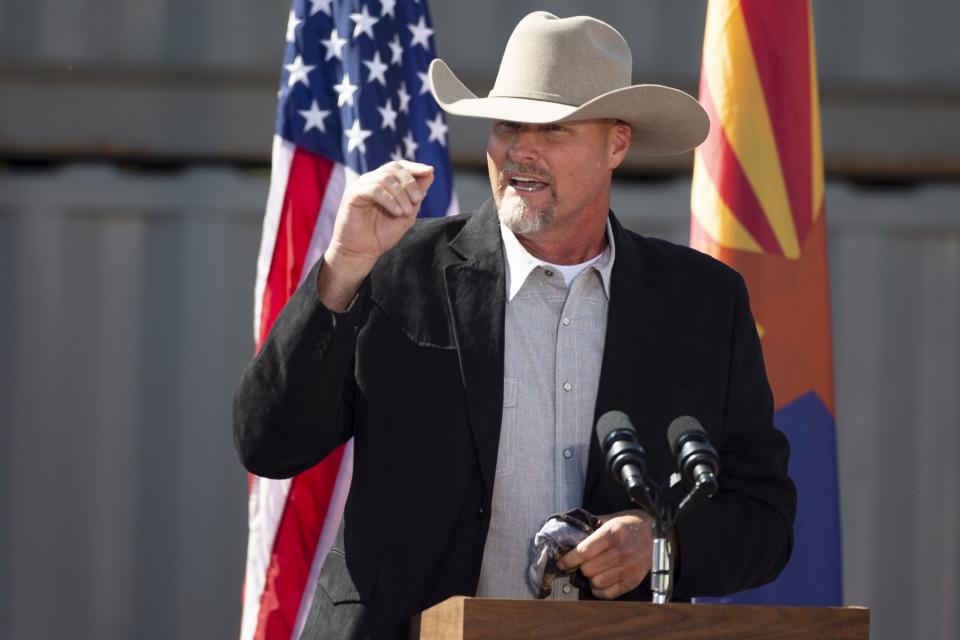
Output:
top-left (234, 11), bottom-right (796, 639)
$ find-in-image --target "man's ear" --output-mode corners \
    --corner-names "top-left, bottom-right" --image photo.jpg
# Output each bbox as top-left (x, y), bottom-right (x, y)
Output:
top-left (608, 121), bottom-right (632, 169)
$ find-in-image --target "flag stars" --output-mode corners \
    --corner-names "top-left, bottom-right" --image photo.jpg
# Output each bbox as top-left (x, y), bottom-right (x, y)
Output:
top-left (276, 4), bottom-right (450, 175)
top-left (321, 28), bottom-right (348, 61)
top-left (403, 131), bottom-right (419, 159)
top-left (426, 112), bottom-right (449, 147)
top-left (350, 5), bottom-right (379, 39)
top-left (416, 70), bottom-right (430, 95)
top-left (285, 55), bottom-right (315, 87)
top-left (299, 101), bottom-right (331, 133)
top-left (333, 73), bottom-right (359, 106)
top-left (408, 16), bottom-right (434, 49)
top-left (388, 35), bottom-right (404, 66)
top-left (363, 51), bottom-right (389, 85)
top-left (380, 0), bottom-right (397, 19)
top-left (397, 81), bottom-right (411, 113)
top-left (308, 0), bottom-right (332, 16)
top-left (286, 11), bottom-right (302, 43)
top-left (377, 98), bottom-right (398, 131)
top-left (345, 119), bottom-right (373, 153)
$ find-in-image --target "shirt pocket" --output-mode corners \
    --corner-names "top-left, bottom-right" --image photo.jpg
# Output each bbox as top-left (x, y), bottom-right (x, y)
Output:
top-left (496, 378), bottom-right (518, 478)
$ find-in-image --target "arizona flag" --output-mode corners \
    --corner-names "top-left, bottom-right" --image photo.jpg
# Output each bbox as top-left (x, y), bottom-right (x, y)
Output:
top-left (691, 0), bottom-right (842, 604)
top-left (241, 1), bottom-right (456, 639)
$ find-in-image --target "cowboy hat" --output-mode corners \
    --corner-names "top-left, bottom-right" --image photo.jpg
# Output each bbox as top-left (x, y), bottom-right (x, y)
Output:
top-left (428, 11), bottom-right (709, 155)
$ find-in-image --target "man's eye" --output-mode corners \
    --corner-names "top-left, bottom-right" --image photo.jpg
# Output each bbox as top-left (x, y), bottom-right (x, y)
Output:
top-left (496, 121), bottom-right (521, 132)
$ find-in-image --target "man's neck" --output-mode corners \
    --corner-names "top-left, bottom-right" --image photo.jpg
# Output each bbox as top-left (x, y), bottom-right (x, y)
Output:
top-left (515, 216), bottom-right (609, 265)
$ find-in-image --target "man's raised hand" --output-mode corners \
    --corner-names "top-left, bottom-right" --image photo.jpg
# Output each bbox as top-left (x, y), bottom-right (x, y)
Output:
top-left (318, 160), bottom-right (435, 310)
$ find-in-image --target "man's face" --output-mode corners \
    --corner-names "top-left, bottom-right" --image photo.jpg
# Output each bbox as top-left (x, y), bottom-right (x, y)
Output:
top-left (486, 119), bottom-right (630, 237)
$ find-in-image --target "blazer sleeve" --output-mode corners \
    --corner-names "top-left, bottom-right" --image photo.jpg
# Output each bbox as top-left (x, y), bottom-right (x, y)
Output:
top-left (232, 260), bottom-right (367, 479)
top-left (671, 274), bottom-right (798, 597)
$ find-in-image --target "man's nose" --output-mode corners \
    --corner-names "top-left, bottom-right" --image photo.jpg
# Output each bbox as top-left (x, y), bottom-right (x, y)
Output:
top-left (506, 126), bottom-right (541, 164)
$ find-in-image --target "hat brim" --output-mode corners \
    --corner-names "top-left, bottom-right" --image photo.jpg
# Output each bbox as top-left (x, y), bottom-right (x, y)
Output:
top-left (429, 59), bottom-right (709, 156)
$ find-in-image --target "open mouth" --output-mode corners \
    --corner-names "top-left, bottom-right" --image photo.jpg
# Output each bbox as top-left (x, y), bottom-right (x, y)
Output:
top-left (506, 175), bottom-right (550, 192)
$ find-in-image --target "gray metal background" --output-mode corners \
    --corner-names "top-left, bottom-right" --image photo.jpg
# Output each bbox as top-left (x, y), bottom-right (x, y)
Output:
top-left (1, 1), bottom-right (959, 638)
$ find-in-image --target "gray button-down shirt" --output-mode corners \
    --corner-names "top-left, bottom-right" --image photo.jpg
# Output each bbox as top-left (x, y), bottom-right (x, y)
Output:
top-left (476, 221), bottom-right (614, 599)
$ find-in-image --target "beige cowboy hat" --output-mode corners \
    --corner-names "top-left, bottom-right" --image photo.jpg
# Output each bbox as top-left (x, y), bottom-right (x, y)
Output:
top-left (429, 11), bottom-right (709, 155)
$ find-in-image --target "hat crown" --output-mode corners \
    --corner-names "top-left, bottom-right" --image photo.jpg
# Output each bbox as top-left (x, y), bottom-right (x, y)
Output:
top-left (489, 12), bottom-right (633, 107)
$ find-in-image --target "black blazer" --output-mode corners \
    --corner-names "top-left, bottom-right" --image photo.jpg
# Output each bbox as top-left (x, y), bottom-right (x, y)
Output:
top-left (233, 202), bottom-right (796, 639)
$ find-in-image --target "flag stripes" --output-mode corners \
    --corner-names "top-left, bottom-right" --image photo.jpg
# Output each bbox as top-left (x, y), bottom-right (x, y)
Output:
top-left (292, 439), bottom-right (354, 638)
top-left (242, 146), bottom-right (353, 640)
top-left (258, 148), bottom-right (337, 346)
top-left (255, 446), bottom-right (347, 639)
top-left (695, 0), bottom-right (814, 259)
top-left (696, 84), bottom-right (787, 256)
top-left (738, 2), bottom-right (814, 246)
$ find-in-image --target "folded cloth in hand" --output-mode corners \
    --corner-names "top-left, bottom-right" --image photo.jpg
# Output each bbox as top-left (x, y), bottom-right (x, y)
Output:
top-left (527, 508), bottom-right (601, 598)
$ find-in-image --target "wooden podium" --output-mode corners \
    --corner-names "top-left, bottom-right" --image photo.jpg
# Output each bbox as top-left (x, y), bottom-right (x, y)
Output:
top-left (411, 597), bottom-right (869, 639)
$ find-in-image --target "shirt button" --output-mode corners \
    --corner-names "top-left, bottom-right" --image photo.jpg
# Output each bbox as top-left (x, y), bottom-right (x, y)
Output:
top-left (562, 448), bottom-right (573, 459)
top-left (562, 382), bottom-right (573, 391)
top-left (562, 584), bottom-right (572, 594)
top-left (561, 317), bottom-right (570, 326)
top-left (543, 269), bottom-right (554, 277)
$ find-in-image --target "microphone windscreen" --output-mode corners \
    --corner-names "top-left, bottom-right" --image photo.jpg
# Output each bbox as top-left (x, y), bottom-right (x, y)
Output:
top-left (667, 415), bottom-right (706, 455)
top-left (596, 410), bottom-right (636, 449)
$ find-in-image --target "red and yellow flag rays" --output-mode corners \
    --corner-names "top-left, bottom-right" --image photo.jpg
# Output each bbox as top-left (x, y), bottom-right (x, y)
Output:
top-left (691, 0), bottom-right (832, 412)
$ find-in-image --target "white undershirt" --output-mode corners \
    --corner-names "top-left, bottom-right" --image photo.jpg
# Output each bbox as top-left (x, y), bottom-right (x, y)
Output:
top-left (499, 221), bottom-right (615, 299)
top-left (543, 255), bottom-right (604, 288)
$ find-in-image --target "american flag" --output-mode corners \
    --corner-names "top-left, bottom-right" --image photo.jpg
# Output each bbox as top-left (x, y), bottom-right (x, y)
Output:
top-left (242, 1), bottom-right (456, 638)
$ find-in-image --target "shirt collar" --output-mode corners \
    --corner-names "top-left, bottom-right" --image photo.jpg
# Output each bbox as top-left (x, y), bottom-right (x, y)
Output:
top-left (499, 218), bottom-right (616, 301)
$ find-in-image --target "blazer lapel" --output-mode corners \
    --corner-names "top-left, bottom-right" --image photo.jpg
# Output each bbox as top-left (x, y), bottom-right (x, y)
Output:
top-left (584, 213), bottom-right (668, 499)
top-left (444, 201), bottom-right (506, 508)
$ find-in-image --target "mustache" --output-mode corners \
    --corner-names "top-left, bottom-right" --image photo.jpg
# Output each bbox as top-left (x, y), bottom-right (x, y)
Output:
top-left (499, 162), bottom-right (553, 184)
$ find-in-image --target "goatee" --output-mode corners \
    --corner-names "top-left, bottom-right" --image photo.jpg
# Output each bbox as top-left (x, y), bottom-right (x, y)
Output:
top-left (495, 162), bottom-right (557, 235)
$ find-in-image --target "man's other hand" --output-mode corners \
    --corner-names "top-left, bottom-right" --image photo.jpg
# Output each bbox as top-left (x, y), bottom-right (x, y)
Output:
top-left (318, 160), bottom-right (434, 310)
top-left (555, 509), bottom-right (654, 599)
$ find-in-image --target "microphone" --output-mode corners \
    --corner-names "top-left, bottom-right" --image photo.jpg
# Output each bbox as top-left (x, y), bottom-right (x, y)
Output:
top-left (667, 416), bottom-right (719, 497)
top-left (596, 411), bottom-right (657, 515)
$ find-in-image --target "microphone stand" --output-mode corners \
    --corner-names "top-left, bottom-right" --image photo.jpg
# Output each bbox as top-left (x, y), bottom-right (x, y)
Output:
top-left (618, 476), bottom-right (674, 604)
top-left (623, 475), bottom-right (717, 604)
top-left (649, 521), bottom-right (672, 604)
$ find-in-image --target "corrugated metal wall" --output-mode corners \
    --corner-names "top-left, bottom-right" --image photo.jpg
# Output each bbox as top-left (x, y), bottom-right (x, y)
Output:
top-left (2, 0), bottom-right (959, 638)
top-left (2, 0), bottom-right (958, 172)
top-left (0, 167), bottom-right (263, 639)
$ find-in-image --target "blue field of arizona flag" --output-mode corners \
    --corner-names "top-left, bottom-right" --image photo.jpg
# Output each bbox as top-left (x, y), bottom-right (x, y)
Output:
top-left (241, 2), bottom-right (456, 638)
top-left (691, 0), bottom-right (842, 604)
